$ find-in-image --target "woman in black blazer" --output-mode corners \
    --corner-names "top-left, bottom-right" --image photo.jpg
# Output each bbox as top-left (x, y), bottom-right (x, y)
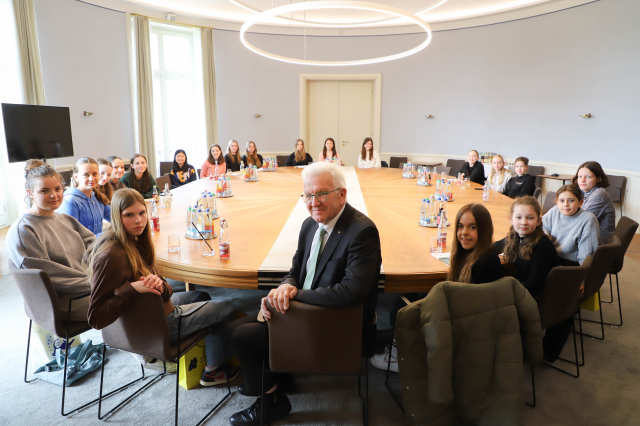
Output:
top-left (284, 139), bottom-right (313, 166)
top-left (458, 150), bottom-right (486, 185)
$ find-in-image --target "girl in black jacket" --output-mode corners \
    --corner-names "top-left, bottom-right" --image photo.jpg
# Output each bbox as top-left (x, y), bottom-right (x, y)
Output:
top-left (285, 139), bottom-right (313, 166)
top-left (493, 196), bottom-right (558, 298)
top-left (502, 156), bottom-right (536, 198)
top-left (457, 150), bottom-right (486, 185)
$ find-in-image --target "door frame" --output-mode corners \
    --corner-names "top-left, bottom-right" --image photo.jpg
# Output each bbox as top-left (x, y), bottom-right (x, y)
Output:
top-left (300, 73), bottom-right (382, 156)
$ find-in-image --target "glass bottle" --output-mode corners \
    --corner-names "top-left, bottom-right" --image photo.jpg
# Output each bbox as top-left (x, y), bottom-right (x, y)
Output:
top-left (226, 176), bottom-right (232, 196)
top-left (152, 185), bottom-right (158, 203)
top-left (204, 209), bottom-right (213, 239)
top-left (483, 181), bottom-right (490, 202)
top-left (219, 218), bottom-right (230, 260)
top-left (150, 200), bottom-right (159, 235)
top-left (420, 199), bottom-right (427, 226)
top-left (437, 209), bottom-right (447, 249)
top-left (164, 183), bottom-right (172, 208)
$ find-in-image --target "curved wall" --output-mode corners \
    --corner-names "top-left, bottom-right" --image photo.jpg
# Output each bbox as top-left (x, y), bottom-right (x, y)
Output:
top-left (214, 0), bottom-right (639, 172)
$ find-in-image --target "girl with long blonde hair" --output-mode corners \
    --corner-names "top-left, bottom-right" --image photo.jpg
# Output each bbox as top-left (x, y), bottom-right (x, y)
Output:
top-left (285, 139), bottom-right (313, 166)
top-left (84, 188), bottom-right (239, 386)
top-left (242, 141), bottom-right (263, 168)
top-left (225, 140), bottom-right (242, 172)
top-left (486, 154), bottom-right (512, 193)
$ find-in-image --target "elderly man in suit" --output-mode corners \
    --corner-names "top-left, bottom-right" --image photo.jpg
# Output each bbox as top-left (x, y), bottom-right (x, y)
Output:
top-left (227, 162), bottom-right (382, 426)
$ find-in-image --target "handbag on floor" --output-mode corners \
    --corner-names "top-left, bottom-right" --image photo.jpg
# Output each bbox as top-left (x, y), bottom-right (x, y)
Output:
top-left (34, 339), bottom-right (104, 386)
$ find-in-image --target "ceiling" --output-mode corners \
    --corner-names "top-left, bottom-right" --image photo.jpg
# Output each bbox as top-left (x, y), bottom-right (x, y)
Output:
top-left (121, 0), bottom-right (574, 27)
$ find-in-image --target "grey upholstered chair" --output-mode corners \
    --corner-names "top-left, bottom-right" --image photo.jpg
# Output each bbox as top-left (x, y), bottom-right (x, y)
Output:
top-left (446, 159), bottom-right (465, 175)
top-left (159, 161), bottom-right (173, 177)
top-left (542, 191), bottom-right (556, 215)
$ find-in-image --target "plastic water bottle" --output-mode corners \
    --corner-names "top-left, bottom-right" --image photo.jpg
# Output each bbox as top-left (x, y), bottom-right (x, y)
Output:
top-left (483, 181), bottom-right (490, 202)
top-left (204, 209), bottom-right (213, 239)
top-left (164, 184), bottom-right (172, 208)
top-left (226, 176), bottom-right (232, 196)
top-left (240, 162), bottom-right (244, 175)
top-left (420, 199), bottom-right (427, 226)
top-left (438, 209), bottom-right (447, 249)
top-left (196, 209), bottom-right (204, 236)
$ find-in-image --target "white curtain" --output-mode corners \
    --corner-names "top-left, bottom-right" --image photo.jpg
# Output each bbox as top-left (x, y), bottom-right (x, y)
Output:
top-left (132, 15), bottom-right (157, 177)
top-left (201, 27), bottom-right (218, 148)
top-left (12, 0), bottom-right (45, 105)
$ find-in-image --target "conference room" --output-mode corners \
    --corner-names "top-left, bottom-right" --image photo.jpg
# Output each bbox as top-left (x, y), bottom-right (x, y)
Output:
top-left (0, 0), bottom-right (639, 425)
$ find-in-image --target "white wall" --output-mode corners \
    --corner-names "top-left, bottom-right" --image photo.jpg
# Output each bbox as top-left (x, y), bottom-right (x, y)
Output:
top-left (214, 0), bottom-right (640, 172)
top-left (34, 0), bottom-right (134, 167)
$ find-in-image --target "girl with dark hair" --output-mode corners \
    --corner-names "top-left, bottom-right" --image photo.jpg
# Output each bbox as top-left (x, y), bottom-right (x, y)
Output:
top-left (6, 160), bottom-right (95, 320)
top-left (224, 140), bottom-right (243, 172)
top-left (120, 154), bottom-right (157, 199)
top-left (493, 196), bottom-right (558, 298)
top-left (357, 137), bottom-right (380, 168)
top-left (542, 184), bottom-right (599, 266)
top-left (502, 156), bottom-right (536, 199)
top-left (84, 188), bottom-right (239, 386)
top-left (285, 139), bottom-right (313, 167)
top-left (170, 149), bottom-right (196, 187)
top-left (202, 144), bottom-right (227, 177)
top-left (59, 157), bottom-right (111, 235)
top-left (317, 138), bottom-right (341, 164)
top-left (96, 158), bottom-right (114, 203)
top-left (458, 150), bottom-right (485, 185)
top-left (572, 161), bottom-right (615, 243)
top-left (241, 141), bottom-right (263, 169)
top-left (448, 203), bottom-right (505, 284)
top-left (106, 156), bottom-right (126, 192)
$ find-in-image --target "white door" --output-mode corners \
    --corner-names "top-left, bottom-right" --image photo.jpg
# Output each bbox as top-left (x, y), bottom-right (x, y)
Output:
top-left (308, 80), bottom-right (373, 166)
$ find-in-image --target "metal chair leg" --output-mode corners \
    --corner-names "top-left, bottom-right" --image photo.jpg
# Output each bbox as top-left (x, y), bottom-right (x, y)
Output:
top-left (545, 322), bottom-right (580, 378)
top-left (24, 319), bottom-right (37, 383)
top-left (383, 337), bottom-right (404, 412)
top-left (579, 290), bottom-right (605, 340)
top-left (525, 364), bottom-right (536, 408)
top-left (601, 274), bottom-right (614, 304)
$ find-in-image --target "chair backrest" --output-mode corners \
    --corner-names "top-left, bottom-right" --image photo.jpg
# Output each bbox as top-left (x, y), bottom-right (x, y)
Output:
top-left (59, 170), bottom-right (73, 187)
top-left (389, 156), bottom-right (407, 169)
top-left (155, 174), bottom-right (171, 191)
top-left (446, 159), bottom-right (465, 174)
top-left (611, 216), bottom-right (639, 274)
top-left (542, 191), bottom-right (556, 215)
top-left (435, 166), bottom-right (451, 176)
top-left (196, 169), bottom-right (201, 179)
top-left (606, 174), bottom-right (626, 204)
top-left (537, 257), bottom-right (592, 330)
top-left (527, 165), bottom-right (544, 188)
top-left (100, 293), bottom-right (172, 361)
top-left (159, 161), bottom-right (172, 177)
top-left (581, 236), bottom-right (621, 302)
top-left (9, 260), bottom-right (64, 336)
top-left (380, 160), bottom-right (389, 168)
top-left (268, 301), bottom-right (363, 375)
top-left (532, 186), bottom-right (541, 200)
top-left (276, 155), bottom-right (289, 166)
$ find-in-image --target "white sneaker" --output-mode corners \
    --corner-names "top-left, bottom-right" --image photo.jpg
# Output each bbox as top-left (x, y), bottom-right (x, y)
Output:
top-left (370, 346), bottom-right (398, 373)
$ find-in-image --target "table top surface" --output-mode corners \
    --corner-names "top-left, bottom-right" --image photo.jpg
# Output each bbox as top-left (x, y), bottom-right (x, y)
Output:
top-left (153, 167), bottom-right (516, 292)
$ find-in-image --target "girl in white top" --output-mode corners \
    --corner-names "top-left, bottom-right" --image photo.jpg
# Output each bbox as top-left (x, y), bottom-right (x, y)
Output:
top-left (357, 138), bottom-right (381, 168)
top-left (486, 154), bottom-right (512, 192)
top-left (317, 138), bottom-right (342, 165)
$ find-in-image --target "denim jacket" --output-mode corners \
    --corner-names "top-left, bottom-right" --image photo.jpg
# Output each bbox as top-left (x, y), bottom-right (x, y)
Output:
top-left (58, 188), bottom-right (111, 236)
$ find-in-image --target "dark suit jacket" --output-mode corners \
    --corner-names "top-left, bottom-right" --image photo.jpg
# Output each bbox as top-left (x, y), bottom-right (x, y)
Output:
top-left (282, 203), bottom-right (382, 331)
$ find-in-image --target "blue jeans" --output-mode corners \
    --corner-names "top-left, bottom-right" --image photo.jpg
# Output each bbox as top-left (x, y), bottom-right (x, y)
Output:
top-left (167, 298), bottom-right (236, 366)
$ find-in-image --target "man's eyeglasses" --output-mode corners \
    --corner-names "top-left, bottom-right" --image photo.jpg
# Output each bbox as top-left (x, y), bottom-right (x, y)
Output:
top-left (300, 188), bottom-right (342, 203)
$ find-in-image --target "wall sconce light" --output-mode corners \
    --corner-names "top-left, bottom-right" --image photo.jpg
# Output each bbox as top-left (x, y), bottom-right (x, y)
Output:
top-left (580, 113), bottom-right (592, 118)
top-left (83, 111), bottom-right (94, 117)
top-left (425, 115), bottom-right (434, 118)
top-left (254, 114), bottom-right (262, 118)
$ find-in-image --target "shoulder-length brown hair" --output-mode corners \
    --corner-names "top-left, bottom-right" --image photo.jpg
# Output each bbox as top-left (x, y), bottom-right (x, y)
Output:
top-left (84, 188), bottom-right (155, 280)
top-left (572, 161), bottom-right (609, 188)
top-left (245, 141), bottom-right (262, 167)
top-left (95, 158), bottom-right (114, 204)
top-left (323, 138), bottom-right (337, 159)
top-left (295, 139), bottom-right (307, 163)
top-left (207, 144), bottom-right (223, 165)
top-left (71, 157), bottom-right (111, 205)
top-left (503, 196), bottom-right (544, 263)
top-left (129, 153), bottom-right (152, 195)
top-left (360, 137), bottom-right (374, 161)
top-left (225, 140), bottom-right (241, 165)
top-left (448, 203), bottom-right (495, 283)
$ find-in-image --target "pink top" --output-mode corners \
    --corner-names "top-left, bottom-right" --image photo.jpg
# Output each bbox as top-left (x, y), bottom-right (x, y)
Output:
top-left (200, 159), bottom-right (226, 178)
top-left (317, 151), bottom-right (341, 162)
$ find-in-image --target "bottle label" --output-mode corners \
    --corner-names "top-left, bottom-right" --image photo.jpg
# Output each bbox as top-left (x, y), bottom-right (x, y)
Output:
top-left (219, 242), bottom-right (230, 259)
top-left (151, 217), bottom-right (160, 232)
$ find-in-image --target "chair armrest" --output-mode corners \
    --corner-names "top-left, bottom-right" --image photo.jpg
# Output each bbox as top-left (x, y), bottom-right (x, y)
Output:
top-left (179, 301), bottom-right (209, 317)
top-left (67, 292), bottom-right (91, 323)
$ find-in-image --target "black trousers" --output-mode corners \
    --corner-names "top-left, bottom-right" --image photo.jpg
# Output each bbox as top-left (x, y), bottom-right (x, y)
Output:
top-left (226, 313), bottom-right (280, 396)
top-left (390, 292), bottom-right (428, 331)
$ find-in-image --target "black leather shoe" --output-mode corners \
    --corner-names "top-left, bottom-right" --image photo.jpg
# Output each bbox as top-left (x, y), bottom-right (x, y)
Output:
top-left (238, 374), bottom-right (295, 396)
top-left (229, 391), bottom-right (292, 426)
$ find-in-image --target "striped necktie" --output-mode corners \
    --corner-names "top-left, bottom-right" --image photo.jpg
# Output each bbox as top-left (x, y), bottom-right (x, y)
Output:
top-left (302, 226), bottom-right (328, 290)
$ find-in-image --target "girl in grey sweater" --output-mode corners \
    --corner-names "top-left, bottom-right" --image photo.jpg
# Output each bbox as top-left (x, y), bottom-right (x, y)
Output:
top-left (6, 160), bottom-right (95, 320)
top-left (542, 184), bottom-right (599, 266)
top-left (572, 161), bottom-right (616, 244)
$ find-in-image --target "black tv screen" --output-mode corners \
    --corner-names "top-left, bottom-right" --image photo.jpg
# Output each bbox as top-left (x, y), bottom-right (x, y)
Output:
top-left (2, 103), bottom-right (74, 163)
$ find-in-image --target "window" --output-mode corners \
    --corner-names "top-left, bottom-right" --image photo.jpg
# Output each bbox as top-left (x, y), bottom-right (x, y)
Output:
top-left (149, 22), bottom-right (206, 172)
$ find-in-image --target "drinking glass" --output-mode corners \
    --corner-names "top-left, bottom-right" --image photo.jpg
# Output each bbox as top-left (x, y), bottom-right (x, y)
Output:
top-left (168, 235), bottom-right (181, 253)
top-left (430, 236), bottom-right (442, 253)
top-left (202, 239), bottom-right (215, 257)
top-left (465, 178), bottom-right (470, 188)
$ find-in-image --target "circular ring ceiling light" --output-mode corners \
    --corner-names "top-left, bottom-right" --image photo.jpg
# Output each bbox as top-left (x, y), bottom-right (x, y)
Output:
top-left (240, 1), bottom-right (433, 66)
top-left (230, 0), bottom-right (448, 27)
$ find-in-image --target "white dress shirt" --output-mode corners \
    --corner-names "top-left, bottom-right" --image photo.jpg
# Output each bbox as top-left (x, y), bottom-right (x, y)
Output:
top-left (305, 204), bottom-right (347, 274)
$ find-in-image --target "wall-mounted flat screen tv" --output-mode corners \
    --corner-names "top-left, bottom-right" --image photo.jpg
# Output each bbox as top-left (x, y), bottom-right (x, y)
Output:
top-left (1, 103), bottom-right (74, 163)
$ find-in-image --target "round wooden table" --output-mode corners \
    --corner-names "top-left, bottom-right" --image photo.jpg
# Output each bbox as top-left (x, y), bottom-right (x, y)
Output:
top-left (153, 167), bottom-right (514, 293)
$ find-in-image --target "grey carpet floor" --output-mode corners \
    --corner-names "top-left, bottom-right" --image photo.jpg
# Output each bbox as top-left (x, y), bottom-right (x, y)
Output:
top-left (1, 258), bottom-right (640, 425)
